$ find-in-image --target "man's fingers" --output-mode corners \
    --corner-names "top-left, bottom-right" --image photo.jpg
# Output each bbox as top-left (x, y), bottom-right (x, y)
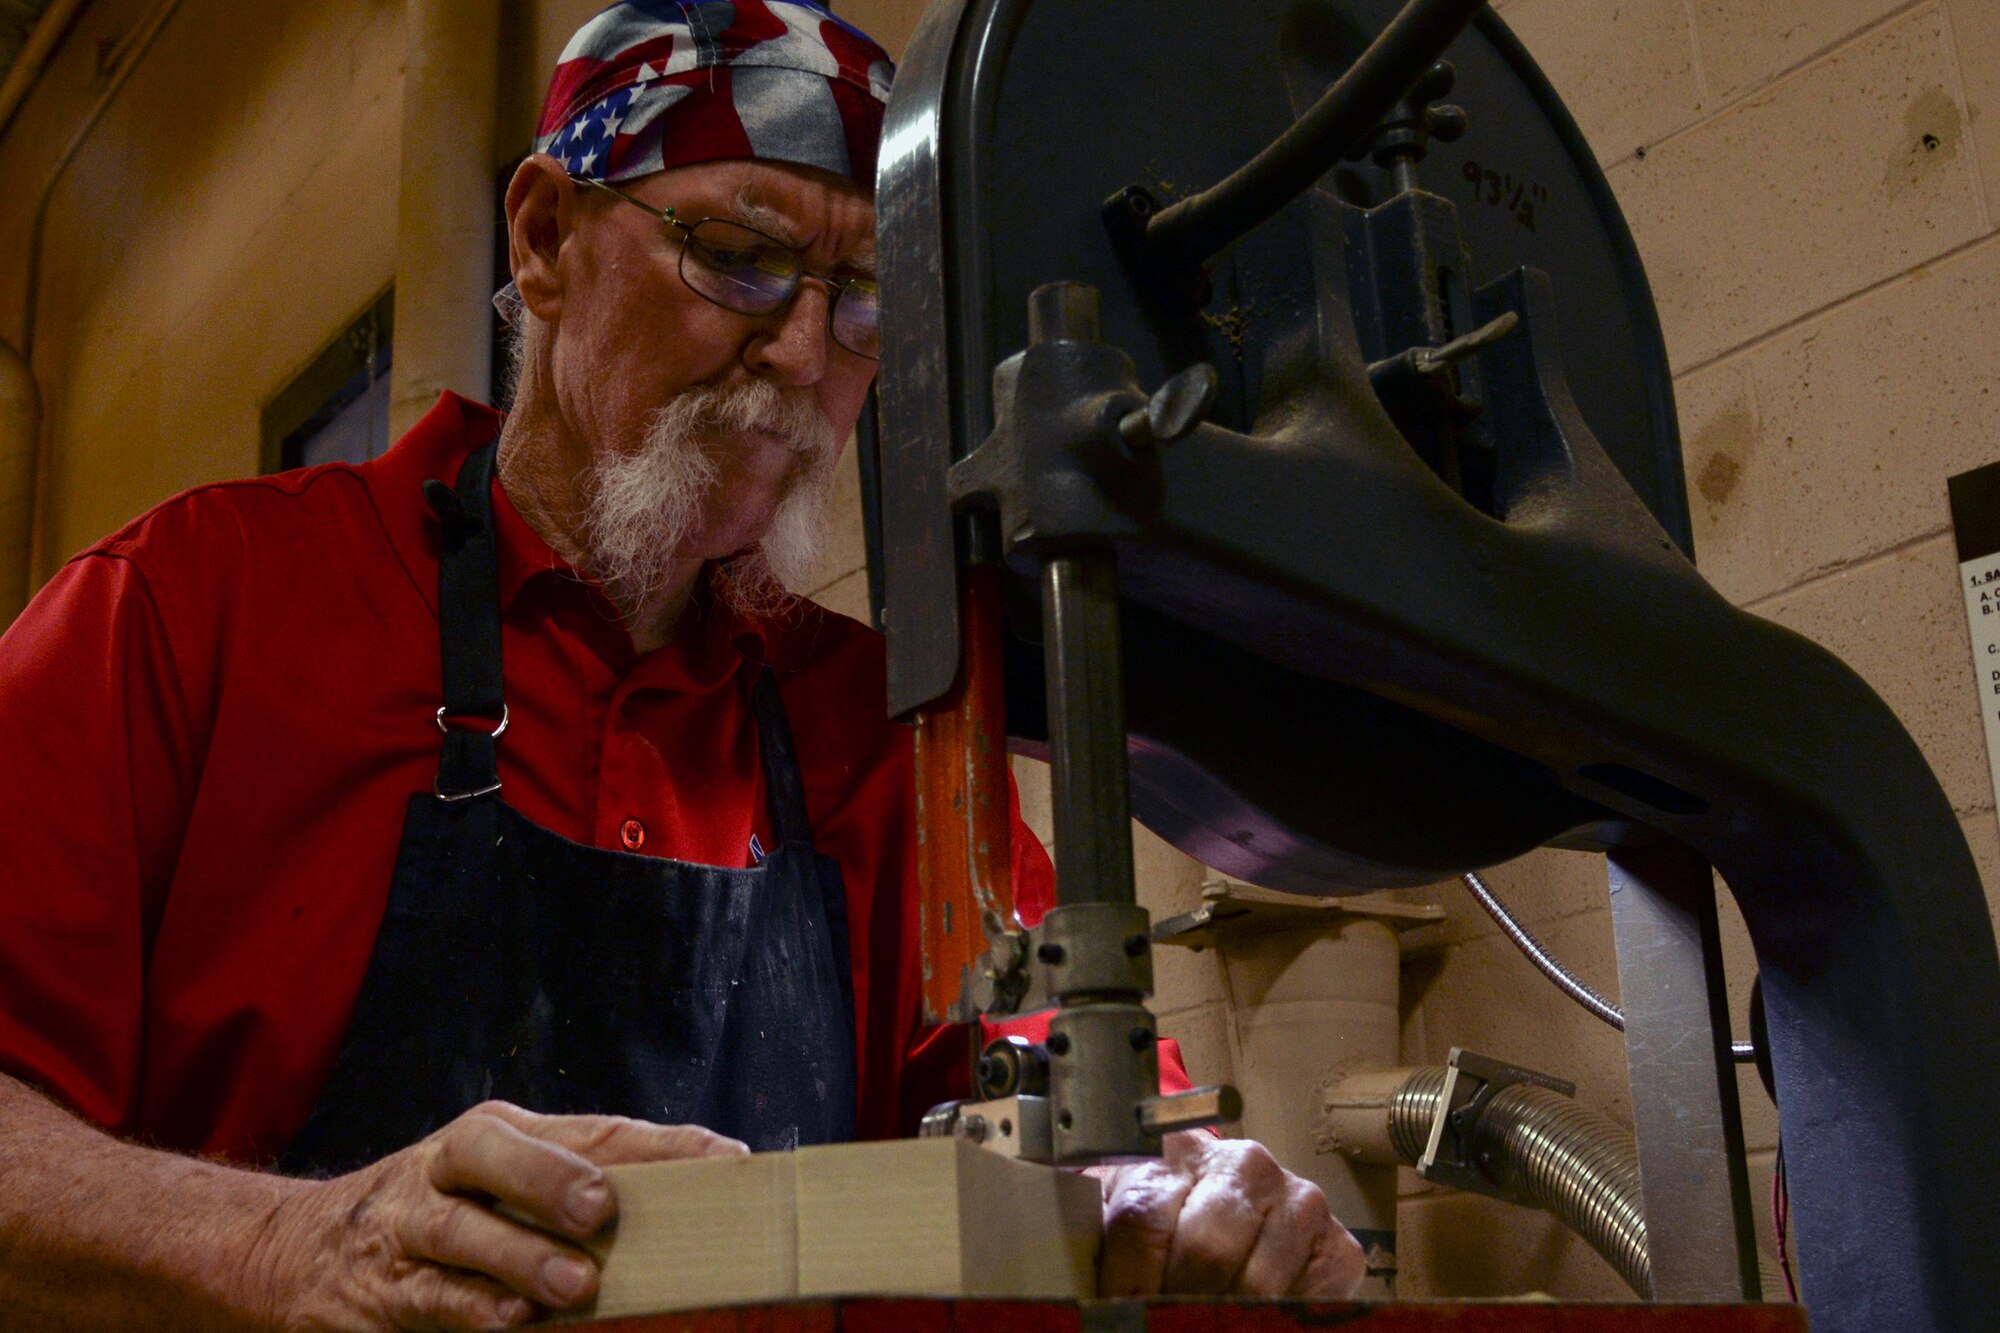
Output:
top-left (1232, 1179), bottom-right (1324, 1297)
top-left (388, 1263), bottom-right (536, 1331)
top-left (476, 1100), bottom-right (751, 1165)
top-left (1096, 1162), bottom-right (1195, 1298)
top-left (1160, 1167), bottom-right (1266, 1294)
top-left (395, 1194), bottom-right (601, 1311)
top-left (1292, 1213), bottom-right (1369, 1299)
top-left (557, 1118), bottom-right (751, 1166)
top-left (429, 1106), bottom-right (611, 1240)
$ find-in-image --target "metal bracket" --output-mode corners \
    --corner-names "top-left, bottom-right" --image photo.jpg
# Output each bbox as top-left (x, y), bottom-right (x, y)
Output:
top-left (1416, 1046), bottom-right (1576, 1200)
top-left (924, 1032), bottom-right (1243, 1165)
top-left (956, 910), bottom-right (1041, 1019)
top-left (920, 1093), bottom-right (1055, 1161)
top-left (1153, 879), bottom-right (1445, 951)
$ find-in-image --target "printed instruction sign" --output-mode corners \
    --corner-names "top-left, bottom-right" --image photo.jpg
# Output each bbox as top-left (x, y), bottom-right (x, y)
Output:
top-left (1948, 461), bottom-right (2000, 810)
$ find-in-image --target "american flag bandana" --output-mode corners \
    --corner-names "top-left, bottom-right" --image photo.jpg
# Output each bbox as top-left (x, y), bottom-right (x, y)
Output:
top-left (535, 0), bottom-right (894, 186)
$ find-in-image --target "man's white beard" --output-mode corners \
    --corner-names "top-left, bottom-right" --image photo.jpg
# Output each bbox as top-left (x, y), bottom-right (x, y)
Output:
top-left (579, 379), bottom-right (838, 617)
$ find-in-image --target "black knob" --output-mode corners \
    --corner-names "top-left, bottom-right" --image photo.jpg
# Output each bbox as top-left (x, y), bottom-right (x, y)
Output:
top-left (1345, 61), bottom-right (1471, 173)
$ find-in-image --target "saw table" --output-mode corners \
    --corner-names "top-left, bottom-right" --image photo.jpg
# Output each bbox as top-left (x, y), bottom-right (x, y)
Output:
top-left (568, 1300), bottom-right (1808, 1332)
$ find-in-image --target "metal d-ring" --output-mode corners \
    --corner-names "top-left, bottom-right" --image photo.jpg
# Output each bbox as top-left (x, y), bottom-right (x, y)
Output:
top-left (435, 704), bottom-right (510, 738)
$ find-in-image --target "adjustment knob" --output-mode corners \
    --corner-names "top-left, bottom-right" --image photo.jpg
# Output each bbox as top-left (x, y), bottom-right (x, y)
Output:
top-left (1345, 60), bottom-right (1470, 173)
top-left (1119, 363), bottom-right (1220, 449)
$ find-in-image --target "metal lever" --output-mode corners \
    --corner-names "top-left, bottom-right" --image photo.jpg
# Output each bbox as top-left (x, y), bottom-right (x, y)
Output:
top-left (1119, 363), bottom-right (1220, 449)
top-left (1412, 311), bottom-right (1518, 376)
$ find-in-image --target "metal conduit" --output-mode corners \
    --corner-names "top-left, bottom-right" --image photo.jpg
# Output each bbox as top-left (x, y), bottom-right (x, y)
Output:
top-left (1387, 1067), bottom-right (1652, 1297)
top-left (1462, 870), bottom-right (1759, 1063)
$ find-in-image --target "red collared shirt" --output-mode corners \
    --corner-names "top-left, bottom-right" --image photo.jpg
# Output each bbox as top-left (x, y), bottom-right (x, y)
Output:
top-left (0, 394), bottom-right (1193, 1163)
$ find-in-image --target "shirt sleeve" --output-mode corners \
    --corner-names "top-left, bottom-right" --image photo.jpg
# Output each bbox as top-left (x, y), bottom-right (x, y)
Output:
top-left (0, 553), bottom-right (200, 1133)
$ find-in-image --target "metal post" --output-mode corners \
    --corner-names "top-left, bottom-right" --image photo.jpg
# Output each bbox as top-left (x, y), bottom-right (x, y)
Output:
top-left (1607, 840), bottom-right (1760, 1300)
top-left (1040, 546), bottom-right (1157, 1160)
top-left (1042, 553), bottom-right (1136, 906)
top-left (1027, 282), bottom-right (1157, 1161)
top-left (1031, 281), bottom-right (1138, 910)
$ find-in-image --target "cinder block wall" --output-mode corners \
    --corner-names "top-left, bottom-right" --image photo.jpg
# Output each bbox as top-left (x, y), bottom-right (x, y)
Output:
top-left (1385, 0), bottom-right (2000, 1299)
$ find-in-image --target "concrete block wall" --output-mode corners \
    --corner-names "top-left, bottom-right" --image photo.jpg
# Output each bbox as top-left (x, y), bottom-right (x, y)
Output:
top-left (1387, 0), bottom-right (2000, 1300)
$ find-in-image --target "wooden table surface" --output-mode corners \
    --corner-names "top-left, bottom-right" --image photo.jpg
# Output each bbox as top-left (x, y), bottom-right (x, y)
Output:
top-left (569, 1298), bottom-right (1808, 1332)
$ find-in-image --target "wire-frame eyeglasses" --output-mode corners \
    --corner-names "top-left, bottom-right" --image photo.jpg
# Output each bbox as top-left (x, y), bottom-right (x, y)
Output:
top-left (573, 175), bottom-right (880, 360)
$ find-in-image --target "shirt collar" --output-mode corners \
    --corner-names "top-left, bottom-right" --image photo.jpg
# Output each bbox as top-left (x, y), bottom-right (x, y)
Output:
top-left (363, 392), bottom-right (781, 688)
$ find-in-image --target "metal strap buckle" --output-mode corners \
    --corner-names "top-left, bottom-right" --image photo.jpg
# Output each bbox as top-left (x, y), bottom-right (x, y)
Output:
top-left (434, 704), bottom-right (507, 801)
top-left (434, 778), bottom-right (503, 803)
top-left (435, 703), bottom-right (509, 738)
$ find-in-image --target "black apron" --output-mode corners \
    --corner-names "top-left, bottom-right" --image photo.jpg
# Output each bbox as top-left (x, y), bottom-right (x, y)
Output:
top-left (280, 439), bottom-right (857, 1176)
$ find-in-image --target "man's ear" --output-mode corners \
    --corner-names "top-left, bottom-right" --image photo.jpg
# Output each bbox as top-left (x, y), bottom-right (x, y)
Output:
top-left (506, 154), bottom-right (581, 322)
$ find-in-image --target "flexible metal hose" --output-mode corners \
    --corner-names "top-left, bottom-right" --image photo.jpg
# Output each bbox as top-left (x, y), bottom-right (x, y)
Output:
top-left (1387, 1067), bottom-right (1651, 1297)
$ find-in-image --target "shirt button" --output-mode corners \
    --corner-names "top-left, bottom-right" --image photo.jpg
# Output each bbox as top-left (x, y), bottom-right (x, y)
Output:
top-left (619, 819), bottom-right (646, 852)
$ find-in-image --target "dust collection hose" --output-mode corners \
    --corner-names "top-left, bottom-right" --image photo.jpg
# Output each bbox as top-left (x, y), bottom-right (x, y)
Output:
top-left (1385, 1067), bottom-right (1652, 1297)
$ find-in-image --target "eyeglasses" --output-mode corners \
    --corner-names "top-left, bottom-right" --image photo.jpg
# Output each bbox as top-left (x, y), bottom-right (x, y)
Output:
top-left (574, 175), bottom-right (880, 360)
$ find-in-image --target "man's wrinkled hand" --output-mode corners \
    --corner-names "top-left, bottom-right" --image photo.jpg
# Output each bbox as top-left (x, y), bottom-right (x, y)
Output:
top-left (1090, 1133), bottom-right (1366, 1299)
top-left (252, 1100), bottom-right (746, 1330)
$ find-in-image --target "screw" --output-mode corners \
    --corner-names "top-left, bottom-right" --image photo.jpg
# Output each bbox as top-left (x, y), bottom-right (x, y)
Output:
top-left (959, 1114), bottom-right (990, 1145)
top-left (1037, 942), bottom-right (1066, 965)
top-left (1124, 933), bottom-right (1149, 957)
top-left (1047, 1033), bottom-right (1072, 1056)
top-left (1129, 1028), bottom-right (1156, 1051)
top-left (1058, 1110), bottom-right (1074, 1130)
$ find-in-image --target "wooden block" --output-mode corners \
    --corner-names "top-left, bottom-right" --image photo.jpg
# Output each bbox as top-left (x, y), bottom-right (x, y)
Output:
top-left (575, 1139), bottom-right (1100, 1320)
top-left (794, 1137), bottom-right (1099, 1301)
top-left (584, 1152), bottom-right (799, 1318)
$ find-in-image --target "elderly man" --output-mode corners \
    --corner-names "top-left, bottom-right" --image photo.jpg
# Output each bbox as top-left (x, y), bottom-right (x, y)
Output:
top-left (0, 3), bottom-right (1363, 1327)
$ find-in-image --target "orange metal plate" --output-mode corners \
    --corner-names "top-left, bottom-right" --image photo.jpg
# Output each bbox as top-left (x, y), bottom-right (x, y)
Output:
top-left (913, 566), bottom-right (1016, 1025)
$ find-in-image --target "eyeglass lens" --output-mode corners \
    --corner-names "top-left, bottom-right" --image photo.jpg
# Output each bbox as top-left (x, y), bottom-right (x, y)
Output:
top-left (681, 219), bottom-right (879, 358)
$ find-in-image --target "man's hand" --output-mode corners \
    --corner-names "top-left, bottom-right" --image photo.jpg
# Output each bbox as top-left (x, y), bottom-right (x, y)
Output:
top-left (253, 1100), bottom-right (746, 1330)
top-left (1090, 1133), bottom-right (1366, 1299)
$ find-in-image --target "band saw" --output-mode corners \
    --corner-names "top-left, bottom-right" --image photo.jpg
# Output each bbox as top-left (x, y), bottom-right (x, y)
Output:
top-left (861, 1), bottom-right (2000, 1329)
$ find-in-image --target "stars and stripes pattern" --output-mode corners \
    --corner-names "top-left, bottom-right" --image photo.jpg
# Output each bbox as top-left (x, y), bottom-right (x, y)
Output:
top-left (535, 0), bottom-right (894, 186)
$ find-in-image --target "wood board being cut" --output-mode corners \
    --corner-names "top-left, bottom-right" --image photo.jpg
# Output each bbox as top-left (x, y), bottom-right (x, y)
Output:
top-left (576, 1136), bottom-right (1102, 1321)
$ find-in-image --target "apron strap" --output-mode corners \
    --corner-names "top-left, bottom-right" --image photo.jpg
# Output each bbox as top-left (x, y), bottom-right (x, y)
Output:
top-left (751, 668), bottom-right (816, 851)
top-left (423, 437), bottom-right (506, 801)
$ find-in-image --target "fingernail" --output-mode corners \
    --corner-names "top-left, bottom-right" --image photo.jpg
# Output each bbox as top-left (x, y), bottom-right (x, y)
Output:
top-left (496, 1296), bottom-right (534, 1324)
top-left (566, 1178), bottom-right (611, 1229)
top-left (542, 1254), bottom-right (594, 1304)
